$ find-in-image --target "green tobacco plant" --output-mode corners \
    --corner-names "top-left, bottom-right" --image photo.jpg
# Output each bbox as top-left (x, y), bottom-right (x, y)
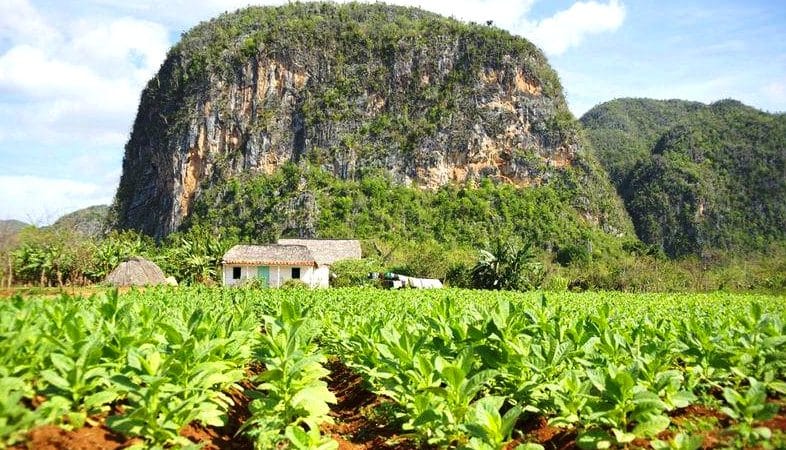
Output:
top-left (39, 343), bottom-right (118, 427)
top-left (243, 300), bottom-right (336, 449)
top-left (651, 433), bottom-right (703, 450)
top-left (285, 423), bottom-right (338, 450)
top-left (463, 396), bottom-right (523, 450)
top-left (0, 296), bottom-right (48, 382)
top-left (721, 377), bottom-right (778, 443)
top-left (0, 377), bottom-right (41, 447)
top-left (548, 370), bottom-right (592, 428)
top-left (106, 302), bottom-right (252, 447)
top-left (402, 351), bottom-right (499, 446)
top-left (109, 348), bottom-right (206, 446)
top-left (581, 366), bottom-right (670, 447)
top-left (2, 286), bottom-right (786, 449)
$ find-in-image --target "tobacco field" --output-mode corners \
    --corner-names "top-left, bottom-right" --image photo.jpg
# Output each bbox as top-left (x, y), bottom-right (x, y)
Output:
top-left (1, 287), bottom-right (785, 449)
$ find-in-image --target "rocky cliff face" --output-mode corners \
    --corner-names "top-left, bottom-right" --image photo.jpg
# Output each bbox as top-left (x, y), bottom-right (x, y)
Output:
top-left (113, 3), bottom-right (607, 238)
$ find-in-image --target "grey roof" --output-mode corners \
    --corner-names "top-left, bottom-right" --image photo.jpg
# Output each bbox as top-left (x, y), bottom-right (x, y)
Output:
top-left (277, 239), bottom-right (361, 265)
top-left (222, 244), bottom-right (316, 266)
top-left (105, 256), bottom-right (167, 287)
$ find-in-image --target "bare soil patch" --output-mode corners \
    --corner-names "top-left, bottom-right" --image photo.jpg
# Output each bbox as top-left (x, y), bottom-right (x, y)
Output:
top-left (323, 358), bottom-right (420, 449)
top-left (9, 424), bottom-right (140, 450)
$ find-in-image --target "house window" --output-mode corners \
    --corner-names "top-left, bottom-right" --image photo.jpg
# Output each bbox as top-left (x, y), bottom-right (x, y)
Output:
top-left (291, 267), bottom-right (301, 279)
top-left (232, 267), bottom-right (241, 280)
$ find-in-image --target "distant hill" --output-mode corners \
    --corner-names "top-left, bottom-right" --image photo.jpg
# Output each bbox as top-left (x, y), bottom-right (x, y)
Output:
top-left (0, 220), bottom-right (27, 261)
top-left (582, 98), bottom-right (786, 257)
top-left (0, 219), bottom-right (27, 241)
top-left (51, 205), bottom-right (110, 238)
top-left (580, 98), bottom-right (705, 187)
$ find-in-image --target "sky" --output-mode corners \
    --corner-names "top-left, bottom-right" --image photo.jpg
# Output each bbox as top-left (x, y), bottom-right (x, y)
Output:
top-left (0, 0), bottom-right (784, 224)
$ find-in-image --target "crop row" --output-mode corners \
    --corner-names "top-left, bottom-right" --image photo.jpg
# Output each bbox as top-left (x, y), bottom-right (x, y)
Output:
top-left (1, 287), bottom-right (785, 449)
top-left (0, 289), bottom-right (337, 449)
top-left (251, 288), bottom-right (786, 448)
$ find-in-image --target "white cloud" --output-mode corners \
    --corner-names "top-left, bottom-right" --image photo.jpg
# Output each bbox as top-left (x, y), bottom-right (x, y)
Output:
top-left (635, 75), bottom-right (737, 104)
top-left (0, 45), bottom-right (142, 144)
top-left (524, 0), bottom-right (625, 55)
top-left (0, 175), bottom-right (113, 225)
top-left (0, 0), bottom-right (59, 47)
top-left (79, 0), bottom-right (612, 55)
top-left (371, 0), bottom-right (537, 31)
top-left (67, 17), bottom-right (169, 79)
top-left (0, 3), bottom-right (168, 145)
top-left (0, 0), bottom-right (625, 147)
top-left (764, 81), bottom-right (786, 103)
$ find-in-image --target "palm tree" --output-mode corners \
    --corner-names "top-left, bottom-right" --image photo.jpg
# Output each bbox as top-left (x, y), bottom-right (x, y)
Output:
top-left (471, 237), bottom-right (540, 291)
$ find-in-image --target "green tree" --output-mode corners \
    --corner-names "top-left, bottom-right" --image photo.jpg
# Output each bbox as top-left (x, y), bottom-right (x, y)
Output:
top-left (11, 227), bottom-right (93, 286)
top-left (470, 237), bottom-right (542, 291)
top-left (158, 225), bottom-right (235, 285)
top-left (86, 230), bottom-right (154, 281)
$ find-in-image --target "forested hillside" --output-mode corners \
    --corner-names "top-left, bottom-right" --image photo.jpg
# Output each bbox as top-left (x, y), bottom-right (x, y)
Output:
top-left (580, 98), bottom-right (704, 186)
top-left (582, 99), bottom-right (786, 257)
top-left (51, 205), bottom-right (109, 238)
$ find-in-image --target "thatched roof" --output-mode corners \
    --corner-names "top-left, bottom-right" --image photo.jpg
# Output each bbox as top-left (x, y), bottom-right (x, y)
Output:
top-left (277, 239), bottom-right (361, 265)
top-left (105, 257), bottom-right (167, 286)
top-left (222, 244), bottom-right (317, 266)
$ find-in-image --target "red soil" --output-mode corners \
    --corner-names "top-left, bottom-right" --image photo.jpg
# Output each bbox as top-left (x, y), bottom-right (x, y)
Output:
top-left (323, 358), bottom-right (420, 450)
top-left (8, 364), bottom-right (786, 450)
top-left (508, 415), bottom-right (577, 450)
top-left (179, 385), bottom-right (253, 450)
top-left (10, 424), bottom-right (141, 450)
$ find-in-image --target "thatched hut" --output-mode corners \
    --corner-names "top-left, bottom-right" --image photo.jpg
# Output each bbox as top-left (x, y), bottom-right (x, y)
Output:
top-left (105, 257), bottom-right (167, 287)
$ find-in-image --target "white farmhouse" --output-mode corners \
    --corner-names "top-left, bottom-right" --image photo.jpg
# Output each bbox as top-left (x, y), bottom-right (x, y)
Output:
top-left (221, 239), bottom-right (361, 288)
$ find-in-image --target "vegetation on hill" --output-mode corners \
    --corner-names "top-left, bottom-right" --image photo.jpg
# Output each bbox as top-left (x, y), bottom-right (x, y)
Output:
top-left (3, 201), bottom-right (786, 292)
top-left (51, 205), bottom-right (110, 238)
top-left (0, 219), bottom-right (27, 236)
top-left (580, 98), bottom-right (704, 187)
top-left (186, 163), bottom-right (629, 254)
top-left (0, 219), bottom-right (28, 287)
top-left (581, 98), bottom-right (786, 257)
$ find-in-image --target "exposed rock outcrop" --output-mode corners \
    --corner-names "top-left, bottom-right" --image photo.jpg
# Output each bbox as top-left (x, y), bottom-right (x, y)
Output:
top-left (112, 2), bottom-right (618, 238)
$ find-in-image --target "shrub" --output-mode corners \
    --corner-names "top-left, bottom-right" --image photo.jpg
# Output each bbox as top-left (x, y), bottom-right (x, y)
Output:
top-left (542, 274), bottom-right (569, 292)
top-left (330, 258), bottom-right (383, 287)
top-left (281, 279), bottom-right (309, 289)
top-left (444, 263), bottom-right (472, 288)
top-left (555, 244), bottom-right (591, 266)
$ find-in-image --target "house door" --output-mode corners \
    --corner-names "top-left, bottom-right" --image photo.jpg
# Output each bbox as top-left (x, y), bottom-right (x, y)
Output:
top-left (257, 266), bottom-right (269, 287)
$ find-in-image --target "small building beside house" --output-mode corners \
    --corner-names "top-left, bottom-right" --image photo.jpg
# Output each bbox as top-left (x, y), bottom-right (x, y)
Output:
top-left (221, 239), bottom-right (361, 288)
top-left (105, 256), bottom-right (168, 287)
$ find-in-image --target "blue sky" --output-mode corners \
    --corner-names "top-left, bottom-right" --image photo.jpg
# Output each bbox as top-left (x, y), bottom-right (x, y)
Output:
top-left (0, 0), bottom-right (784, 224)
